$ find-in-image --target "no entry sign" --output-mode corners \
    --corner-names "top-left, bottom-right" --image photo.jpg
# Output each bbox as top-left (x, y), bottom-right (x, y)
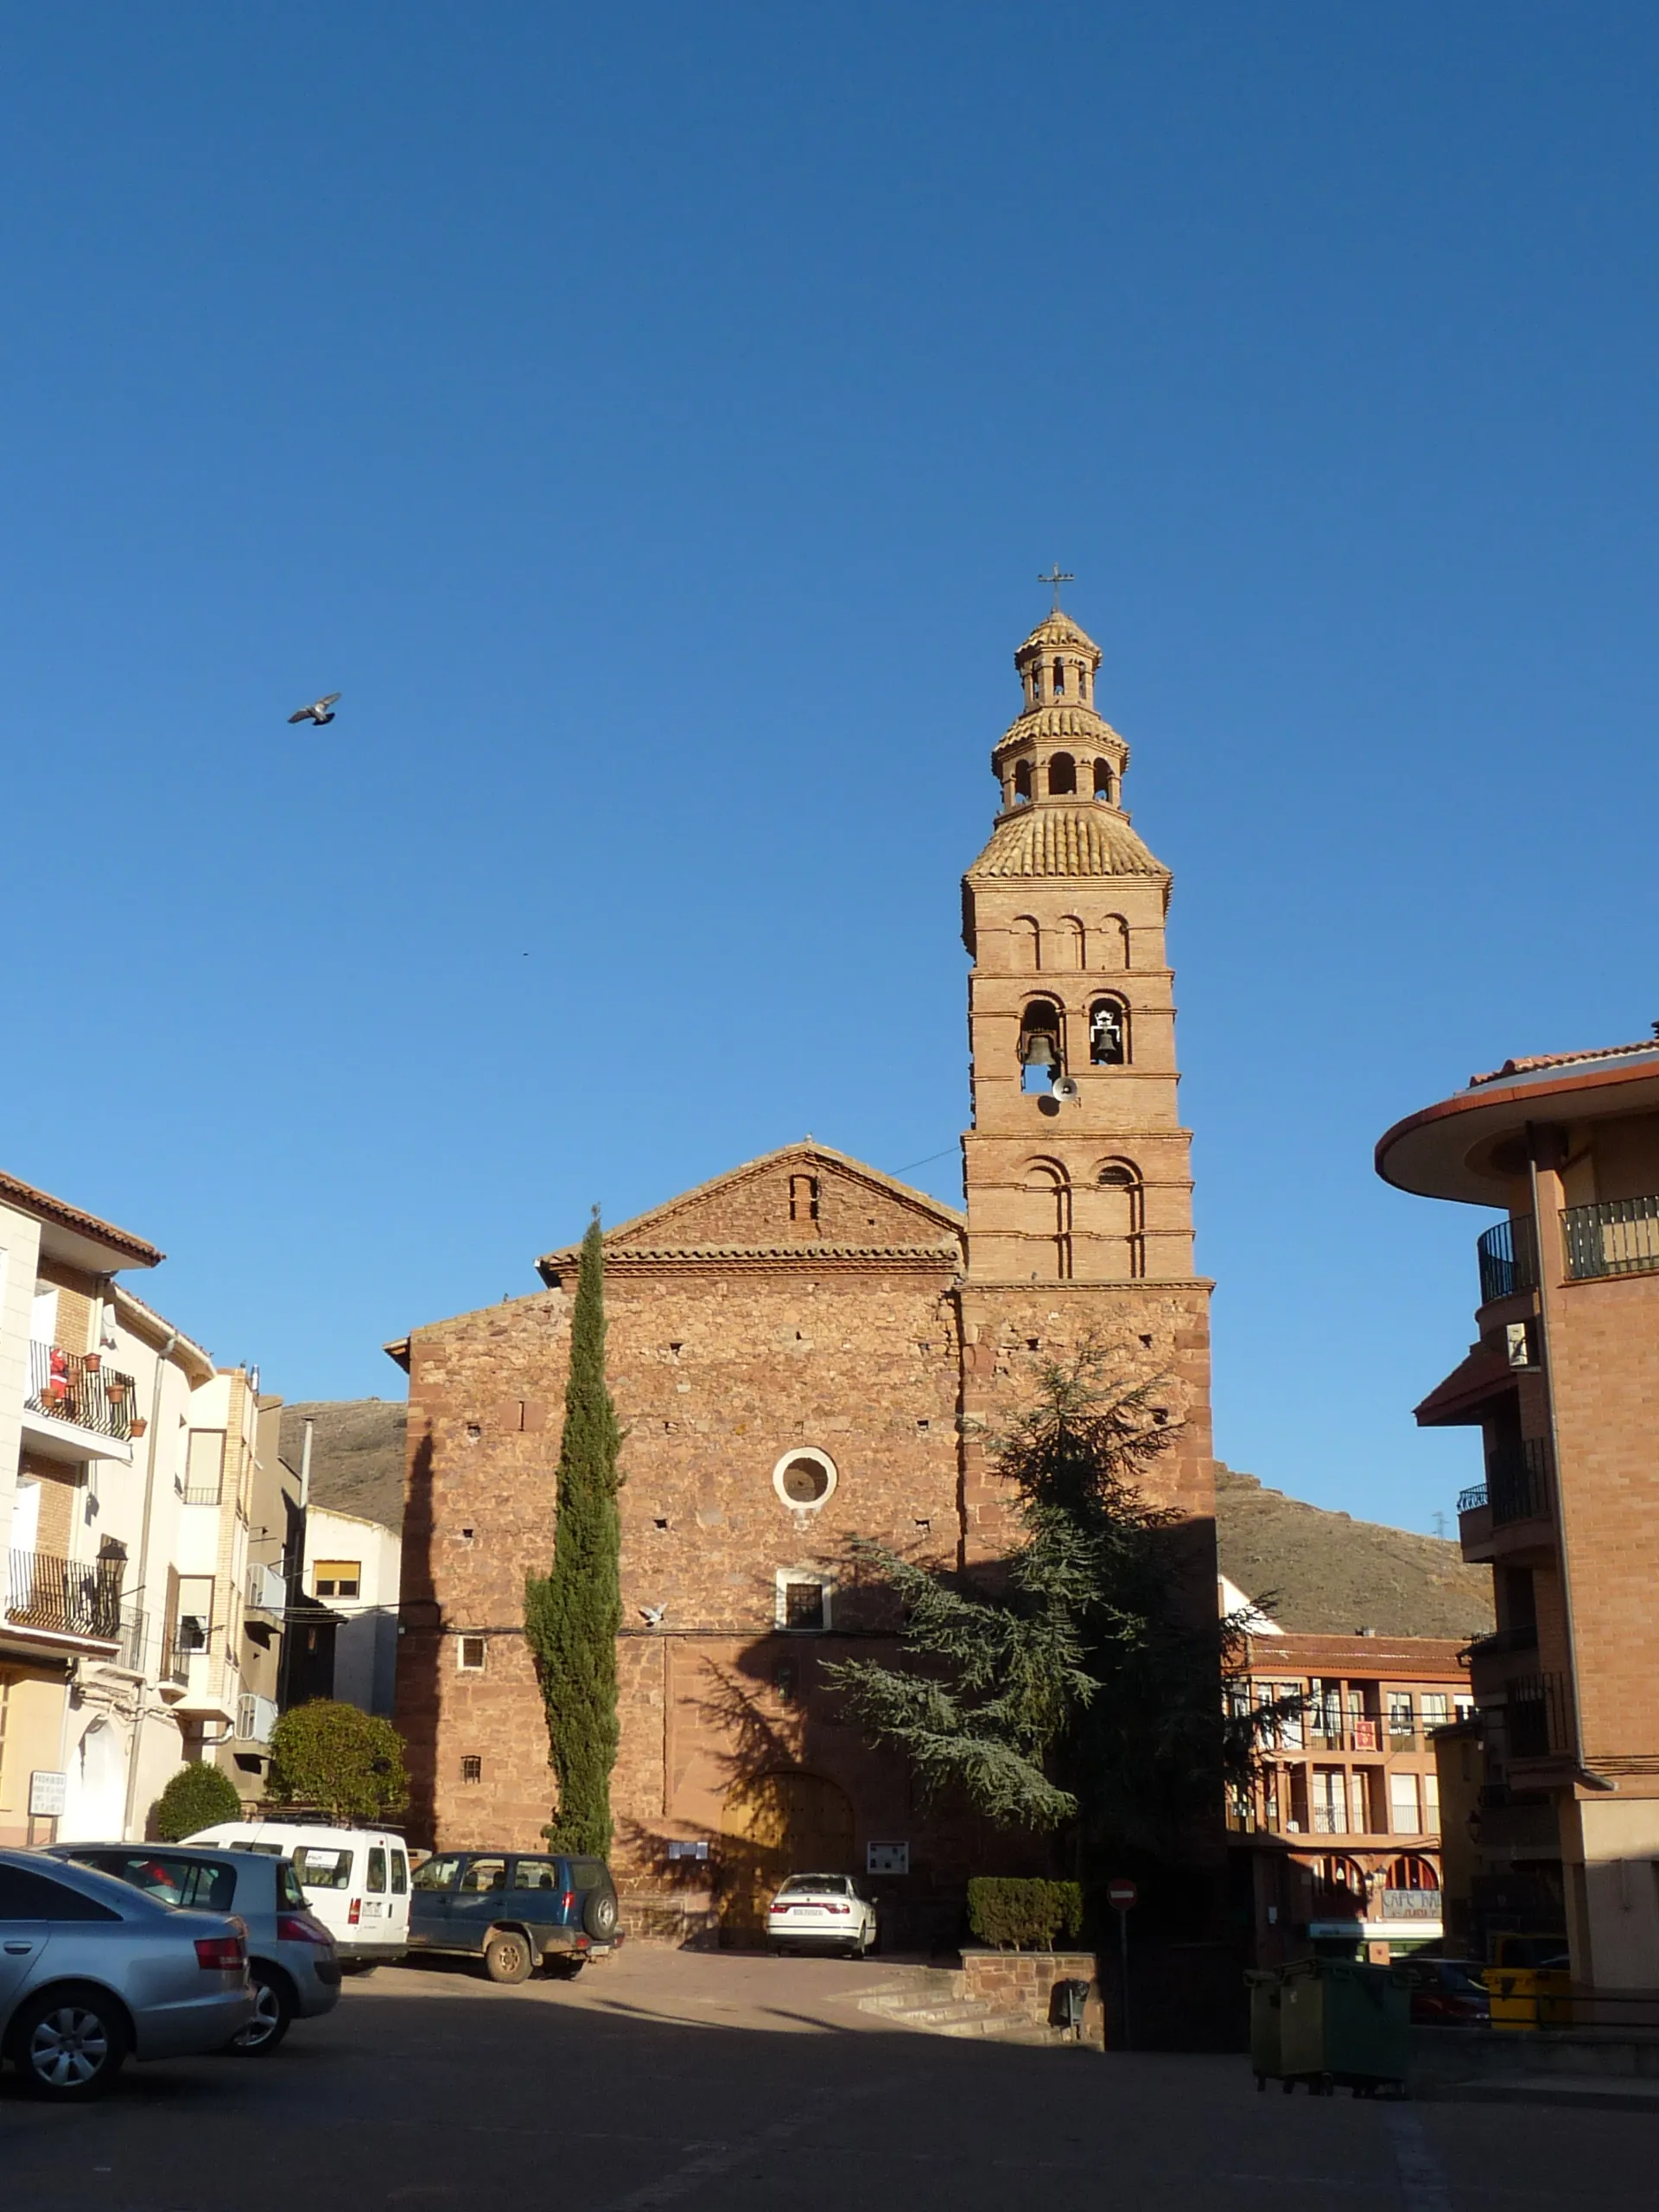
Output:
top-left (1108, 1877), bottom-right (1138, 1912)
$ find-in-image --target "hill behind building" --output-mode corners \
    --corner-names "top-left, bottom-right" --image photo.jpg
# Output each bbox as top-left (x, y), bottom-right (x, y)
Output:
top-left (1216, 1462), bottom-right (1492, 1640)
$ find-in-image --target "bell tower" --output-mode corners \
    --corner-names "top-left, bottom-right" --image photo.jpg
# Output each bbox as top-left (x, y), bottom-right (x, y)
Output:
top-left (961, 604), bottom-right (1195, 1285)
top-left (955, 599), bottom-right (1213, 1554)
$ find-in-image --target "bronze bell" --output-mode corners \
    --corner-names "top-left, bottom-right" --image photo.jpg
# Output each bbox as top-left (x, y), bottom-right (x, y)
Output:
top-left (1020, 1030), bottom-right (1060, 1069)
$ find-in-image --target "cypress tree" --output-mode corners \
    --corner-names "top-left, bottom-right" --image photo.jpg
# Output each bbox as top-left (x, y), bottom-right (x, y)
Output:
top-left (524, 1213), bottom-right (622, 1855)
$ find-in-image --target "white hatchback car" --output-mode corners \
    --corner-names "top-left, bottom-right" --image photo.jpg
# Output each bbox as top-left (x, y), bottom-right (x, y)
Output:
top-left (766, 1872), bottom-right (878, 1957)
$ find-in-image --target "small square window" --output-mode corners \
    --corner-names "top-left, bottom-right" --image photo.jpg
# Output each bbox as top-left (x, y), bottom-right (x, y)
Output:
top-left (461, 1756), bottom-right (482, 1784)
top-left (777, 1573), bottom-right (830, 1633)
top-left (458, 1635), bottom-right (487, 1672)
top-left (315, 1559), bottom-right (361, 1599)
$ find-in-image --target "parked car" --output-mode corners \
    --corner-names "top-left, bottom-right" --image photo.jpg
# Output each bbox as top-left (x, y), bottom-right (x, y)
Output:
top-left (1395, 1954), bottom-right (1491, 2026)
top-left (183, 1821), bottom-right (410, 1967)
top-left (1486, 1932), bottom-right (1573, 2030)
top-left (766, 1872), bottom-right (878, 1958)
top-left (407, 1849), bottom-right (620, 1982)
top-left (48, 1843), bottom-right (340, 2054)
top-left (0, 1847), bottom-right (251, 2099)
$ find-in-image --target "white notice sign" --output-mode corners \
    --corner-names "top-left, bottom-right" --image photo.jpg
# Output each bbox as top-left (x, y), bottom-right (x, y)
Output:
top-left (29, 1770), bottom-right (67, 1817)
top-left (867, 1842), bottom-right (909, 1875)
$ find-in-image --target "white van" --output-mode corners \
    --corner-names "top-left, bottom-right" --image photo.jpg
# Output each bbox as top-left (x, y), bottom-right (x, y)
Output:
top-left (185, 1821), bottom-right (410, 1966)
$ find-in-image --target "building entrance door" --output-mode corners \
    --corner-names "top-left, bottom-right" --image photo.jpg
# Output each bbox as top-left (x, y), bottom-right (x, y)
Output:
top-left (719, 1770), bottom-right (854, 1937)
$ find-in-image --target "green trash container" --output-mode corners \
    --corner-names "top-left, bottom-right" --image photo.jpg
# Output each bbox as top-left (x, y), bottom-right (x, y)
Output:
top-left (1247, 1969), bottom-right (1286, 2088)
top-left (1275, 1956), bottom-right (1410, 2096)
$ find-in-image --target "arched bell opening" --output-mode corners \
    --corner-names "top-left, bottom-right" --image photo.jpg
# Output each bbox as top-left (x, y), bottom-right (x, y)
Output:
top-left (1093, 757), bottom-right (1117, 803)
top-left (1013, 758), bottom-right (1033, 805)
top-left (1089, 996), bottom-right (1128, 1065)
top-left (1018, 998), bottom-right (1065, 1093)
top-left (1047, 752), bottom-right (1077, 797)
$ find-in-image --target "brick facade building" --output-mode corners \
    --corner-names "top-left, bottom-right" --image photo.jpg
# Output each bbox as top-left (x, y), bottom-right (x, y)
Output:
top-left (1227, 1629), bottom-right (1471, 1966)
top-left (389, 606), bottom-right (1219, 1944)
top-left (1377, 1036), bottom-right (1659, 1991)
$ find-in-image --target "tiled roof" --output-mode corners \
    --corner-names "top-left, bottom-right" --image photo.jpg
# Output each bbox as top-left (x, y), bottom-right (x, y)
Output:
top-left (1468, 1039), bottom-right (1658, 1088)
top-left (1017, 610), bottom-right (1100, 657)
top-left (0, 1169), bottom-right (162, 1266)
top-left (967, 804), bottom-right (1166, 880)
top-left (563, 1241), bottom-right (963, 1266)
top-left (991, 704), bottom-right (1123, 758)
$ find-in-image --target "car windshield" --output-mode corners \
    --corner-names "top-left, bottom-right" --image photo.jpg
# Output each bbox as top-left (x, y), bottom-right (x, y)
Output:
top-left (293, 1847), bottom-right (353, 1891)
top-left (779, 1875), bottom-right (847, 1896)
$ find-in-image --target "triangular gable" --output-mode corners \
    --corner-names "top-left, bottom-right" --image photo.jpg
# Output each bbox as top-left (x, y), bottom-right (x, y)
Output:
top-left (536, 1141), bottom-right (963, 1276)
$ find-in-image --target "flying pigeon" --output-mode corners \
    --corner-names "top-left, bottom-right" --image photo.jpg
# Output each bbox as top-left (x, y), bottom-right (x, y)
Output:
top-left (288, 692), bottom-right (340, 727)
top-left (639, 1605), bottom-right (665, 1627)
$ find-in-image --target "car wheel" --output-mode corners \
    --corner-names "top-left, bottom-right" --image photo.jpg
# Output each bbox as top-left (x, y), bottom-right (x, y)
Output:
top-left (582, 1889), bottom-right (619, 1942)
top-left (12, 1988), bottom-right (129, 2101)
top-left (226, 1966), bottom-right (294, 2056)
top-left (484, 1930), bottom-right (535, 1985)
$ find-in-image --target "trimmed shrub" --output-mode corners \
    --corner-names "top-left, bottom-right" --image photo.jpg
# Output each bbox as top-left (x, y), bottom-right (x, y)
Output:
top-left (966, 1877), bottom-right (1084, 1951)
top-left (150, 1760), bottom-right (241, 1840)
top-left (269, 1700), bottom-right (409, 1825)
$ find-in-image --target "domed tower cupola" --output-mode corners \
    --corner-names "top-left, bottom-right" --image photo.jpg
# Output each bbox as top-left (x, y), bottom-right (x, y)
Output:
top-left (993, 593), bottom-right (1129, 813)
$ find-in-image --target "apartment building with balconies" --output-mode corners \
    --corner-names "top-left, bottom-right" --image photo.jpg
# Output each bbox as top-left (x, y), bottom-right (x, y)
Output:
top-left (0, 1167), bottom-right (294, 1841)
top-left (1377, 1033), bottom-right (1659, 1993)
top-left (1227, 1623), bottom-right (1471, 1966)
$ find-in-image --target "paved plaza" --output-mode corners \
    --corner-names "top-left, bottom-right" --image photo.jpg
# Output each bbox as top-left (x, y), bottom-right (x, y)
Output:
top-left (1, 1947), bottom-right (1651, 2212)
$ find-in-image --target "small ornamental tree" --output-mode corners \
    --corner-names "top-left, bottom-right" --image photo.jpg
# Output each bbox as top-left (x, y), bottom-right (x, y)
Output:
top-left (268, 1700), bottom-right (409, 1825)
top-left (524, 1212), bottom-right (623, 1855)
top-left (150, 1759), bottom-right (241, 1840)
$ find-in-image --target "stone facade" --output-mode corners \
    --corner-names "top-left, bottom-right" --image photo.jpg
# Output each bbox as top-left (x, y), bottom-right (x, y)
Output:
top-left (391, 606), bottom-right (1219, 1945)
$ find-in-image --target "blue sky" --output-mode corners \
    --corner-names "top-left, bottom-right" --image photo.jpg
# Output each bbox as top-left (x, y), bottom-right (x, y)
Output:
top-left (5, 5), bottom-right (1656, 1535)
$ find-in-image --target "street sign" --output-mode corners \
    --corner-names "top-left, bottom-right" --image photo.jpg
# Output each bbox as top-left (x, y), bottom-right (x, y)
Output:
top-left (1107, 1876), bottom-right (1137, 1912)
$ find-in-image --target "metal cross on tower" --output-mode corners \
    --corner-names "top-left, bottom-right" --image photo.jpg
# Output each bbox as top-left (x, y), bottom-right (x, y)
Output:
top-left (1038, 564), bottom-right (1074, 613)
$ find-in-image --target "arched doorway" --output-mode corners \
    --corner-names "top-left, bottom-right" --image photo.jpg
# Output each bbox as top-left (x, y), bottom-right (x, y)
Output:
top-left (719, 1770), bottom-right (855, 1937)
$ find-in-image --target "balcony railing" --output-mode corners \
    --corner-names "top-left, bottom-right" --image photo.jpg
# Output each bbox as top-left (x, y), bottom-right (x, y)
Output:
top-left (1489, 1437), bottom-right (1550, 1524)
top-left (1563, 1193), bottom-right (1659, 1281)
top-left (5, 1550), bottom-right (123, 1642)
top-left (25, 1342), bottom-right (137, 1442)
top-left (1505, 1671), bottom-right (1572, 1760)
top-left (1478, 1215), bottom-right (1539, 1304)
top-left (115, 1605), bottom-right (149, 1673)
top-left (1459, 1482), bottom-right (1489, 1513)
top-left (1469, 1622), bottom-right (1540, 1658)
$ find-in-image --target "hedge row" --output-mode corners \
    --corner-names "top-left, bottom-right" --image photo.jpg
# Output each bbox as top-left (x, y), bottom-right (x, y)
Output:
top-left (966, 1877), bottom-right (1084, 1951)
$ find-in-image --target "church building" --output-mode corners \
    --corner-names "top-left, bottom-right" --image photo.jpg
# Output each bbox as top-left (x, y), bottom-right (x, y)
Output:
top-left (389, 603), bottom-right (1218, 1942)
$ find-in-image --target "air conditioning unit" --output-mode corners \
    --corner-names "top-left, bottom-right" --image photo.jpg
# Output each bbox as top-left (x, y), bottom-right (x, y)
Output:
top-left (236, 1693), bottom-right (278, 1746)
top-left (246, 1563), bottom-right (285, 1615)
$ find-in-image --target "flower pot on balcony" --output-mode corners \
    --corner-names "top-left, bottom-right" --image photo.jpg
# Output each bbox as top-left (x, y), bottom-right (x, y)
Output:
top-left (128, 1417), bottom-right (147, 1439)
top-left (107, 1378), bottom-right (128, 1400)
top-left (85, 1353), bottom-right (102, 1373)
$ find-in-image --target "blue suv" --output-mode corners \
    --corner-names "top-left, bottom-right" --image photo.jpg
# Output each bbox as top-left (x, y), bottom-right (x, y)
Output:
top-left (407, 1851), bottom-right (620, 1982)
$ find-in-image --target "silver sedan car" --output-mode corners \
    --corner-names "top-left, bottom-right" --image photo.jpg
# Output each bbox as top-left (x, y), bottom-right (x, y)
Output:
top-left (49, 1844), bottom-right (340, 2054)
top-left (0, 1848), bottom-right (253, 2098)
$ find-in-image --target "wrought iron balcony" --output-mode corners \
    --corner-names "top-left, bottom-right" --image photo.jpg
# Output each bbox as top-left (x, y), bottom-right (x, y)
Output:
top-left (1563, 1192), bottom-right (1659, 1281)
top-left (1478, 1215), bottom-right (1539, 1304)
top-left (1488, 1437), bottom-right (1550, 1524)
top-left (1504, 1671), bottom-right (1572, 1760)
top-left (5, 1549), bottom-right (123, 1643)
top-left (25, 1342), bottom-right (137, 1442)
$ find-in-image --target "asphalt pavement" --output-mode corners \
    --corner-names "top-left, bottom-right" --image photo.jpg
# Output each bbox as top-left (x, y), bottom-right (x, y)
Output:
top-left (1, 1946), bottom-right (1652, 2211)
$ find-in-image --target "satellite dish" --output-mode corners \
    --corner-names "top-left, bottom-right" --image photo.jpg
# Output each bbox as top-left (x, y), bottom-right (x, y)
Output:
top-left (1051, 1075), bottom-right (1080, 1103)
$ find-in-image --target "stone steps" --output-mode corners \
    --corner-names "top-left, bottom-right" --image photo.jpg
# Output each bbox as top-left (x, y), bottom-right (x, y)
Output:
top-left (855, 1967), bottom-right (1068, 2046)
